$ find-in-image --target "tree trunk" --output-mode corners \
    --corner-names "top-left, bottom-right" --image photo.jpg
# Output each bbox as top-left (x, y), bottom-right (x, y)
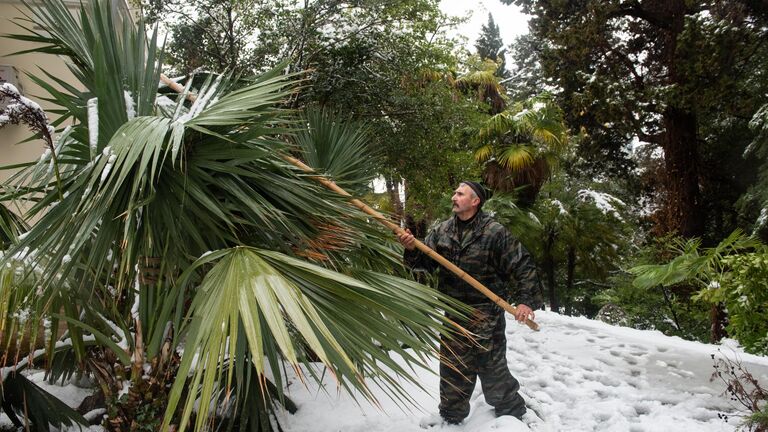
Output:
top-left (653, 0), bottom-right (704, 238)
top-left (565, 246), bottom-right (575, 315)
top-left (481, 157), bottom-right (549, 207)
top-left (661, 106), bottom-right (704, 238)
top-left (385, 176), bottom-right (404, 221)
top-left (543, 228), bottom-right (558, 312)
top-left (710, 303), bottom-right (727, 343)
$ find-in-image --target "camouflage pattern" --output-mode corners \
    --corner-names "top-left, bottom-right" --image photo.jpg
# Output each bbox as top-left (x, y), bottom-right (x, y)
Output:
top-left (404, 211), bottom-right (543, 422)
top-left (404, 211), bottom-right (543, 308)
top-left (439, 304), bottom-right (526, 422)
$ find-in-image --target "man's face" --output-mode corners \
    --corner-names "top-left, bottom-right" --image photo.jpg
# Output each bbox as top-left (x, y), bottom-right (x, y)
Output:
top-left (452, 184), bottom-right (480, 218)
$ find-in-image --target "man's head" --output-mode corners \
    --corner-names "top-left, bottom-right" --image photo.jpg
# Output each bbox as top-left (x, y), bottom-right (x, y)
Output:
top-left (452, 182), bottom-right (486, 220)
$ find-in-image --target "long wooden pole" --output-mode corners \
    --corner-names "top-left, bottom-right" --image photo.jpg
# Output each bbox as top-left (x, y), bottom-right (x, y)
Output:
top-left (158, 74), bottom-right (540, 332)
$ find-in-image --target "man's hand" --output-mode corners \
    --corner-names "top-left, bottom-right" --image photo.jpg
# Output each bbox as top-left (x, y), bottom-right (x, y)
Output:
top-left (514, 304), bottom-right (534, 323)
top-left (397, 229), bottom-right (417, 251)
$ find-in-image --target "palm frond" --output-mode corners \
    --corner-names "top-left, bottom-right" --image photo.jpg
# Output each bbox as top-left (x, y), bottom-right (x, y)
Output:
top-left (291, 107), bottom-right (379, 194)
top-left (0, 372), bottom-right (88, 431)
top-left (0, 203), bottom-right (26, 248)
top-left (473, 144), bottom-right (494, 162)
top-left (164, 247), bottom-right (465, 432)
top-left (13, 0), bottom-right (164, 148)
top-left (478, 111), bottom-right (518, 141)
top-left (498, 145), bottom-right (535, 172)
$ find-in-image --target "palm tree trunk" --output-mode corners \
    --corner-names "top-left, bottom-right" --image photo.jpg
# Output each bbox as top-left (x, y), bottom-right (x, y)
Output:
top-left (710, 303), bottom-right (727, 343)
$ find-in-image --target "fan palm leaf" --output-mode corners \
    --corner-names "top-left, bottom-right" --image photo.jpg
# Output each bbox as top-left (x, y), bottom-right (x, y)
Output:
top-left (499, 145), bottom-right (535, 172)
top-left (165, 247), bottom-right (464, 432)
top-left (291, 107), bottom-right (379, 195)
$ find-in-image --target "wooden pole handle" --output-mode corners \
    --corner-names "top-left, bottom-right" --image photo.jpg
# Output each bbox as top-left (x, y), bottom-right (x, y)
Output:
top-left (283, 156), bottom-right (540, 332)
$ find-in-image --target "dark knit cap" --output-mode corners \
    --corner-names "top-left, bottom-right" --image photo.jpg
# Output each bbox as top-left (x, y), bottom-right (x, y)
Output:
top-left (461, 181), bottom-right (491, 207)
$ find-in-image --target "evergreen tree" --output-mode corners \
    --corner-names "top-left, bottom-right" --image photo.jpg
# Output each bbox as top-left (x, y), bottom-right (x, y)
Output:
top-left (475, 13), bottom-right (509, 79)
top-left (507, 0), bottom-right (768, 241)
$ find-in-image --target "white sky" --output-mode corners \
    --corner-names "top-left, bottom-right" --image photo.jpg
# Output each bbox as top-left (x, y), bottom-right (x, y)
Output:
top-left (439, 0), bottom-right (531, 49)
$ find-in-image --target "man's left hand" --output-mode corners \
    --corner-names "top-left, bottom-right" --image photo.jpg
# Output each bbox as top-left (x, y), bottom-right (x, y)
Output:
top-left (514, 304), bottom-right (534, 322)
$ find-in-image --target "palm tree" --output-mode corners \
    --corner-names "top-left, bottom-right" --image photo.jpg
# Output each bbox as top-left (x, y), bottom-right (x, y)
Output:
top-left (0, 0), bottom-right (466, 430)
top-left (473, 94), bottom-right (568, 206)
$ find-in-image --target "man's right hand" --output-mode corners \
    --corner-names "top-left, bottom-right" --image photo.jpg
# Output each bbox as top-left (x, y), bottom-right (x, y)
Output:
top-left (397, 229), bottom-right (417, 251)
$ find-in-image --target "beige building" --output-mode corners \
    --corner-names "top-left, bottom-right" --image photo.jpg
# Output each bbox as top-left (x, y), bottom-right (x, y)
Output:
top-left (0, 0), bottom-right (136, 185)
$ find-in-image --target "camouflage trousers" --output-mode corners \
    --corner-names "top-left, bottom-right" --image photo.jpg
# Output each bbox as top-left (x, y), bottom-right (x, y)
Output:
top-left (439, 304), bottom-right (526, 423)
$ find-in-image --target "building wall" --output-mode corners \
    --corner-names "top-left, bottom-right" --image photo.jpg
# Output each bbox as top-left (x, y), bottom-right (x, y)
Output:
top-left (0, 0), bottom-right (82, 185)
top-left (0, 0), bottom-right (137, 186)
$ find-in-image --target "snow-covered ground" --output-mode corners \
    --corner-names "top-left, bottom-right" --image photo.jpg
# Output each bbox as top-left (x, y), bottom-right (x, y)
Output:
top-left (4, 311), bottom-right (768, 431)
top-left (277, 311), bottom-right (768, 432)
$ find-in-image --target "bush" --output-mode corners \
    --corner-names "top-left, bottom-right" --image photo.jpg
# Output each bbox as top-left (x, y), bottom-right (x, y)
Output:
top-left (593, 271), bottom-right (710, 341)
top-left (696, 252), bottom-right (768, 355)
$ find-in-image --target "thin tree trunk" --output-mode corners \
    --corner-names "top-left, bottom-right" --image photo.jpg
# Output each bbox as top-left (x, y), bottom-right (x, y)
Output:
top-left (544, 228), bottom-right (558, 312)
top-left (385, 176), bottom-right (404, 221)
top-left (565, 246), bottom-right (575, 315)
top-left (660, 285), bottom-right (682, 332)
top-left (710, 303), bottom-right (727, 343)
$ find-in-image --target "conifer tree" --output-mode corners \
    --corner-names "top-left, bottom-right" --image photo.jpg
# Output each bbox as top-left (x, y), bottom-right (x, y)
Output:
top-left (475, 13), bottom-right (509, 79)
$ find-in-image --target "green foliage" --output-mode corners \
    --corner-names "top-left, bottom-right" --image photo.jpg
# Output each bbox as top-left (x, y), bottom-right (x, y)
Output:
top-left (291, 107), bottom-right (380, 195)
top-left (524, 164), bottom-right (631, 314)
top-left (594, 271), bottom-right (710, 342)
top-left (475, 94), bottom-right (567, 169)
top-left (510, 0), bottom-right (768, 238)
top-left (475, 13), bottom-right (508, 79)
top-left (630, 231), bottom-right (768, 353)
top-left (2, 0), bottom-right (472, 430)
top-left (695, 252), bottom-right (768, 354)
top-left (386, 75), bottom-right (485, 220)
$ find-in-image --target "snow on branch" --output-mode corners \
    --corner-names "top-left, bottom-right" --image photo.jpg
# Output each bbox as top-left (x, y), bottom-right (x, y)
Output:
top-left (578, 189), bottom-right (625, 220)
top-left (0, 83), bottom-right (54, 149)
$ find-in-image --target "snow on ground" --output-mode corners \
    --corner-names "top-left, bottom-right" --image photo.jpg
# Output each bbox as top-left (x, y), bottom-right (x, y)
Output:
top-left (277, 311), bottom-right (768, 432)
top-left (3, 311), bottom-right (767, 431)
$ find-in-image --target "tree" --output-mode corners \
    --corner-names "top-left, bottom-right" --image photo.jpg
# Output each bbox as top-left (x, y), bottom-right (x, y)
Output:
top-left (507, 0), bottom-right (768, 239)
top-left (474, 94), bottom-right (568, 206)
top-left (475, 13), bottom-right (508, 79)
top-left (532, 177), bottom-right (628, 314)
top-left (2, 0), bottom-right (467, 429)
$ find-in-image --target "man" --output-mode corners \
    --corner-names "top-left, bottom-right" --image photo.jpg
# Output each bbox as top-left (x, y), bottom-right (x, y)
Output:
top-left (398, 181), bottom-right (543, 426)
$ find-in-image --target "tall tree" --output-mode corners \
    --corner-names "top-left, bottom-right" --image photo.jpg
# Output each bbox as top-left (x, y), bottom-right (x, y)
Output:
top-left (475, 13), bottom-right (509, 79)
top-left (507, 0), bottom-right (768, 239)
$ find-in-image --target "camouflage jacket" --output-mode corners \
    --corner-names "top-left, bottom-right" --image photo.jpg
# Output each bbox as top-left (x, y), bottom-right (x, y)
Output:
top-left (405, 211), bottom-right (543, 308)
